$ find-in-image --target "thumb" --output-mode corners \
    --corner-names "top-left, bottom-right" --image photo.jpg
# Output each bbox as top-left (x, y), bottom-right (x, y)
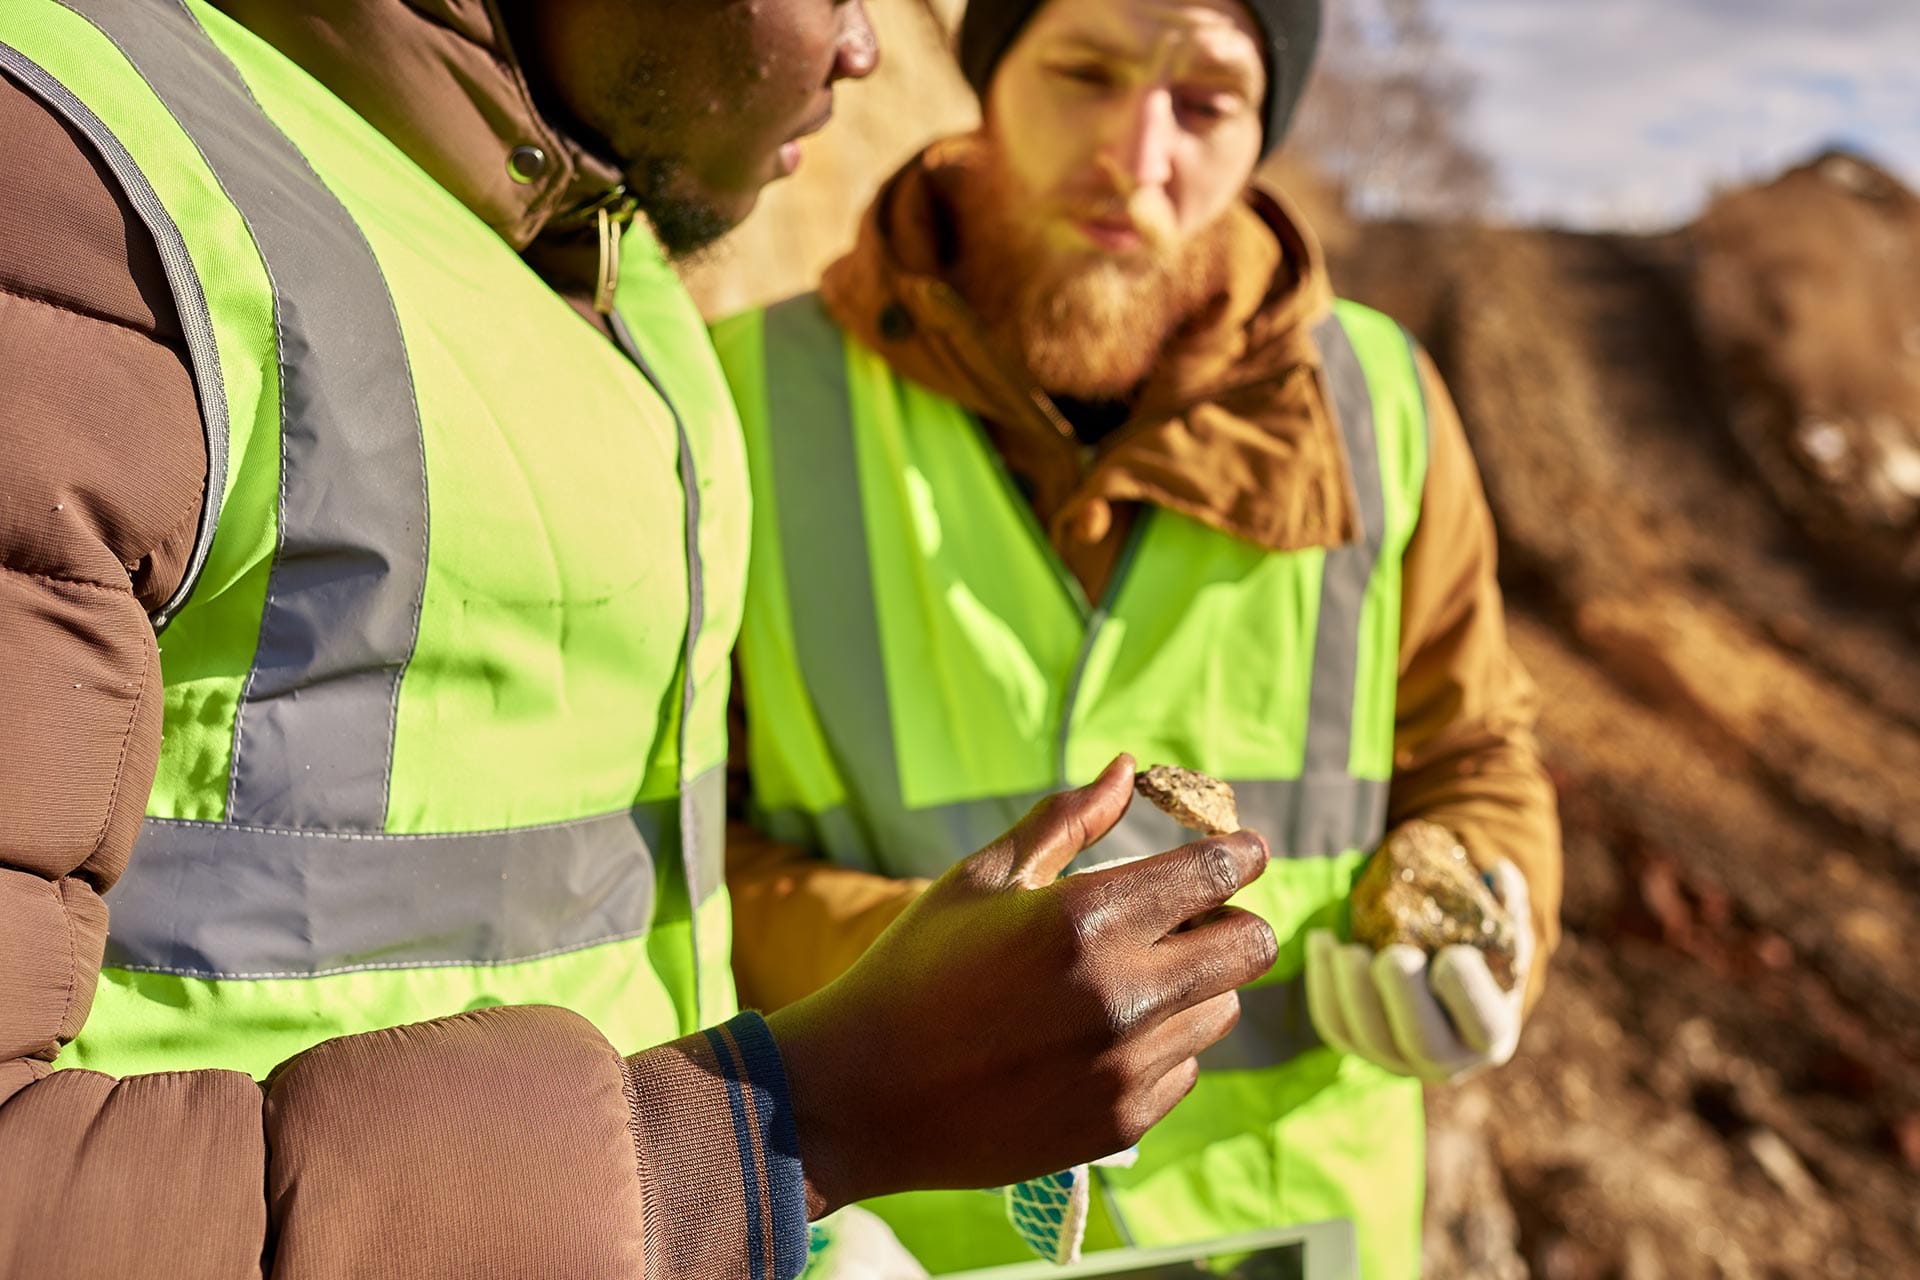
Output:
top-left (1487, 859), bottom-right (1535, 967)
top-left (971, 754), bottom-right (1136, 890)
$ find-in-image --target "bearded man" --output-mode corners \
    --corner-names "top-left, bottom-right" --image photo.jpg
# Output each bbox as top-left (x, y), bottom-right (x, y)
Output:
top-left (712, 0), bottom-right (1562, 1276)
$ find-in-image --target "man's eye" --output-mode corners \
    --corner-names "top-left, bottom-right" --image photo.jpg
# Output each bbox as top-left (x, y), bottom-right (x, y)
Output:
top-left (1176, 93), bottom-right (1235, 124)
top-left (1053, 63), bottom-right (1117, 89)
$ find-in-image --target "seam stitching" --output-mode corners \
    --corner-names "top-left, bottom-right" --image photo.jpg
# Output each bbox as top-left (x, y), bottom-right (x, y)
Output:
top-left (226, 242), bottom-right (289, 822)
top-left (0, 561), bottom-right (125, 594)
top-left (0, 280), bottom-right (168, 339)
top-left (138, 807), bottom-right (650, 841)
top-left (86, 618), bottom-right (155, 865)
top-left (51, 880), bottom-right (80, 1058)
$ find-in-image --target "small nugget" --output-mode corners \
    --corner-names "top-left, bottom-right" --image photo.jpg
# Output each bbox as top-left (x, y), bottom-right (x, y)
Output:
top-left (1134, 765), bottom-right (1240, 835)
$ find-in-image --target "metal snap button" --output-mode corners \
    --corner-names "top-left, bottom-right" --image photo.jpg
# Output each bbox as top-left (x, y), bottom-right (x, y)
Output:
top-left (878, 302), bottom-right (916, 341)
top-left (507, 145), bottom-right (549, 184)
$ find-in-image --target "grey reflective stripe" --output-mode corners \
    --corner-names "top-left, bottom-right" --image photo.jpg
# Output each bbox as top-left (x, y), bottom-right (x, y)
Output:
top-left (62, 0), bottom-right (429, 830)
top-left (756, 795), bottom-right (1044, 879)
top-left (610, 311), bottom-right (714, 1022)
top-left (760, 775), bottom-right (1389, 880)
top-left (0, 41), bottom-right (228, 631)
top-left (1200, 977), bottom-right (1321, 1071)
top-left (109, 808), bottom-right (669, 979)
top-left (111, 763), bottom-right (729, 979)
top-left (1087, 775), bottom-right (1388, 868)
top-left (758, 295), bottom-right (1126, 871)
top-left (1055, 513), bottom-right (1151, 784)
top-left (682, 756), bottom-right (727, 907)
top-left (1303, 313), bottom-right (1384, 780)
top-left (761, 295), bottom-right (906, 871)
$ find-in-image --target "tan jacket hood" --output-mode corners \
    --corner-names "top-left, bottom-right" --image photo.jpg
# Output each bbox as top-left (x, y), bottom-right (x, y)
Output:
top-left (215, 0), bottom-right (625, 250)
top-left (818, 136), bottom-right (1360, 572)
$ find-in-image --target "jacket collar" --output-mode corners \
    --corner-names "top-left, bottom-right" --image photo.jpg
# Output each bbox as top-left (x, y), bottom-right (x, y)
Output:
top-left (817, 136), bottom-right (1360, 555)
top-left (213, 0), bottom-right (626, 251)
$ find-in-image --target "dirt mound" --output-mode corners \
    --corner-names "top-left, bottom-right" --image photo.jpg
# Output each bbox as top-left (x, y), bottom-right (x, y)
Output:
top-left (1334, 160), bottom-right (1920, 1278)
top-left (1693, 152), bottom-right (1920, 595)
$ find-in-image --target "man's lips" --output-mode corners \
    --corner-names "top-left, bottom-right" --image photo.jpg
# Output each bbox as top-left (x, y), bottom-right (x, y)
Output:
top-left (1074, 215), bottom-right (1147, 253)
top-left (777, 105), bottom-right (835, 176)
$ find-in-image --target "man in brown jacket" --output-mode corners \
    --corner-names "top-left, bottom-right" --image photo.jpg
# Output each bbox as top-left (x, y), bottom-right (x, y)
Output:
top-left (0, 2), bottom-right (1286, 1276)
top-left (717, 0), bottom-right (1561, 1270)
top-left (731, 0), bottom-right (1561, 1046)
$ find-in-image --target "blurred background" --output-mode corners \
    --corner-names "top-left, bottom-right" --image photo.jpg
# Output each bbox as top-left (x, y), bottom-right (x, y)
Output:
top-left (685, 2), bottom-right (1920, 1275)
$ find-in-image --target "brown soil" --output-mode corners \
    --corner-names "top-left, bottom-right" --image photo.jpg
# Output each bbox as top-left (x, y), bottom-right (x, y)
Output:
top-left (1333, 158), bottom-right (1920, 1279)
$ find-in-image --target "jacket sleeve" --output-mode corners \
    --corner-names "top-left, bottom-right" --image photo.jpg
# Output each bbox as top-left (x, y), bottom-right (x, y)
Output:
top-left (1385, 348), bottom-right (1562, 1009)
top-left (727, 818), bottom-right (928, 1012)
top-left (0, 78), bottom-right (806, 1280)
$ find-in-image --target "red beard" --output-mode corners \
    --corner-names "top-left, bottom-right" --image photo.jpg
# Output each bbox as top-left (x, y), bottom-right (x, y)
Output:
top-left (952, 150), bottom-right (1233, 401)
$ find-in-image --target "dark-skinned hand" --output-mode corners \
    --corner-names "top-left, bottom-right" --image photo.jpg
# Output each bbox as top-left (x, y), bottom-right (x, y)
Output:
top-left (765, 754), bottom-right (1277, 1218)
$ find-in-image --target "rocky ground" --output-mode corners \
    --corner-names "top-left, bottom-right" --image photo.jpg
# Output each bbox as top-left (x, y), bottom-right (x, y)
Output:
top-left (1333, 154), bottom-right (1920, 1279)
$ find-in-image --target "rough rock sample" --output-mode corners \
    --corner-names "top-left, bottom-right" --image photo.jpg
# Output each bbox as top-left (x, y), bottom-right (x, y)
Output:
top-left (1352, 820), bottom-right (1518, 990)
top-left (1135, 766), bottom-right (1239, 835)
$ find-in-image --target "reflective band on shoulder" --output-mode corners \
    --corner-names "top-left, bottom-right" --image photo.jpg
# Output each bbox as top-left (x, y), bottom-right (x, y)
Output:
top-left (108, 763), bottom-right (730, 979)
top-left (1304, 313), bottom-right (1385, 780)
top-left (760, 295), bottom-right (908, 866)
top-left (0, 40), bottom-right (229, 632)
top-left (64, 0), bottom-right (429, 831)
top-left (1199, 977), bottom-right (1320, 1071)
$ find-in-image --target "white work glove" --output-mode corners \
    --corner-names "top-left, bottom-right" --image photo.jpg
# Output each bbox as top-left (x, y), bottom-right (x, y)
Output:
top-left (1305, 860), bottom-right (1533, 1082)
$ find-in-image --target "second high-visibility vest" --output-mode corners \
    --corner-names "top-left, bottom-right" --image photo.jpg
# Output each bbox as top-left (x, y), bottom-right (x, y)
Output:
top-left (2, 0), bottom-right (747, 1079)
top-left (714, 293), bottom-right (1431, 1280)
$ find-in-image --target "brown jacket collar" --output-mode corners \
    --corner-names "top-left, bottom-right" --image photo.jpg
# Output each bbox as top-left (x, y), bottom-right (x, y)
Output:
top-left (214, 0), bottom-right (624, 250)
top-left (818, 137), bottom-right (1360, 560)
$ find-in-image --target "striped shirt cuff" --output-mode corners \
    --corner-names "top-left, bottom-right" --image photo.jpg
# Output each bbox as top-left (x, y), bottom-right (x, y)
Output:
top-left (625, 1010), bottom-right (807, 1280)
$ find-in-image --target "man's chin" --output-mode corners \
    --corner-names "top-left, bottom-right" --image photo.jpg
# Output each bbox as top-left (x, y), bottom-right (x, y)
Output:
top-left (631, 161), bottom-right (750, 262)
top-left (645, 198), bottom-right (740, 262)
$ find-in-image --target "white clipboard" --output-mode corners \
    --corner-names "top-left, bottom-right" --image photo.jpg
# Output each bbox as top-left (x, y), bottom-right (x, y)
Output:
top-left (937, 1220), bottom-right (1359, 1280)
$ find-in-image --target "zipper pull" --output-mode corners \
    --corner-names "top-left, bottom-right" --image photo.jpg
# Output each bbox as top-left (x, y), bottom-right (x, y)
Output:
top-left (594, 193), bottom-right (639, 316)
top-left (595, 205), bottom-right (619, 315)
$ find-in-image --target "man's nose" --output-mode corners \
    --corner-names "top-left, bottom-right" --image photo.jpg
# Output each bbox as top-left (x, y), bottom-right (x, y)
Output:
top-left (1099, 89), bottom-right (1176, 193)
top-left (832, 1), bottom-right (880, 82)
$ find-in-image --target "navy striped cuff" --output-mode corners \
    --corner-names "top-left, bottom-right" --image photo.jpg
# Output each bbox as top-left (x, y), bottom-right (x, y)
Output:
top-left (703, 1010), bottom-right (807, 1280)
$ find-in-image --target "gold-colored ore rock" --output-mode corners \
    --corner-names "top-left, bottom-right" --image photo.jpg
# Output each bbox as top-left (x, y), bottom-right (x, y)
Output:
top-left (1134, 765), bottom-right (1240, 835)
top-left (1350, 820), bottom-right (1519, 991)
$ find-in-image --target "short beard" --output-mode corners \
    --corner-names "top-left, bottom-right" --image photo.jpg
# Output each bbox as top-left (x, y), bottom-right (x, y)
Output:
top-left (951, 151), bottom-right (1233, 401)
top-left (584, 38), bottom-right (734, 262)
top-left (630, 154), bottom-right (735, 261)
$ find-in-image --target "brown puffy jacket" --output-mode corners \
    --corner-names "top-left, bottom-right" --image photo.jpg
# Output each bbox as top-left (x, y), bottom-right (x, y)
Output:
top-left (727, 138), bottom-right (1561, 1014)
top-left (0, 3), bottom-right (800, 1277)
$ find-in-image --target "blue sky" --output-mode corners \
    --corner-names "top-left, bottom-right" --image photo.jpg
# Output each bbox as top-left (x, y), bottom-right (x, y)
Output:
top-left (1436, 0), bottom-right (1920, 227)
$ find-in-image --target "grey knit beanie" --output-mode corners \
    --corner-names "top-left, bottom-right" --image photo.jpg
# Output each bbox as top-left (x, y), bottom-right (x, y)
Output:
top-left (958, 0), bottom-right (1322, 158)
